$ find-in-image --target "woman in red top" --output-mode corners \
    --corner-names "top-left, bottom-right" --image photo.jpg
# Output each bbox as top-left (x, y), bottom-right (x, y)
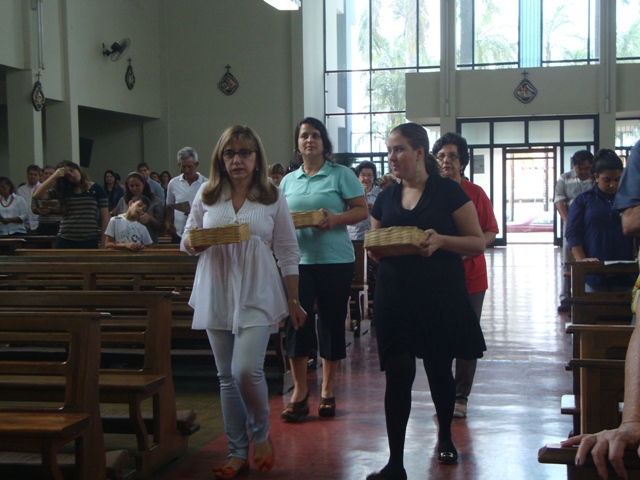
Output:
top-left (433, 132), bottom-right (499, 419)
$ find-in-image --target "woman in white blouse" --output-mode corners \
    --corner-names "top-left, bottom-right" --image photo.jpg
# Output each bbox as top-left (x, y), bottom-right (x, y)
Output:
top-left (182, 125), bottom-right (305, 480)
top-left (0, 176), bottom-right (28, 236)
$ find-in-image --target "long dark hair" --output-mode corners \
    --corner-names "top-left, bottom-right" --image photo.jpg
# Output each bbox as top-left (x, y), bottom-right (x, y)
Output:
top-left (103, 169), bottom-right (118, 189)
top-left (54, 161), bottom-right (91, 212)
top-left (389, 123), bottom-right (439, 176)
top-left (123, 172), bottom-right (155, 204)
top-left (294, 117), bottom-right (334, 162)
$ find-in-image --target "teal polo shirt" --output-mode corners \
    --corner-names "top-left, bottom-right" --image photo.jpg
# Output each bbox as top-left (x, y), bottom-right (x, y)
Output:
top-left (280, 161), bottom-right (365, 265)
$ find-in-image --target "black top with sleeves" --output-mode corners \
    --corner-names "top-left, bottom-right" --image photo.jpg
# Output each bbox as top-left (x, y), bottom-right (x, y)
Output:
top-left (370, 174), bottom-right (486, 369)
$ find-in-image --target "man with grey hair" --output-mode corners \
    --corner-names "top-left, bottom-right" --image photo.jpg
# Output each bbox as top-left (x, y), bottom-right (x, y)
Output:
top-left (164, 146), bottom-right (207, 244)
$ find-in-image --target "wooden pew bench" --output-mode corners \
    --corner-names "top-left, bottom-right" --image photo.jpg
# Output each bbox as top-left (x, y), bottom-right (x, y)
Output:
top-left (0, 312), bottom-right (129, 480)
top-left (564, 324), bottom-right (632, 435)
top-left (539, 443), bottom-right (640, 479)
top-left (568, 261), bottom-right (637, 325)
top-left (0, 257), bottom-right (293, 394)
top-left (0, 291), bottom-right (196, 478)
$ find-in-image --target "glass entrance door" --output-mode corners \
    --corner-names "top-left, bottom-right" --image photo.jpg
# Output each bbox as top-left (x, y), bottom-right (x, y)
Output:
top-left (459, 115), bottom-right (597, 246)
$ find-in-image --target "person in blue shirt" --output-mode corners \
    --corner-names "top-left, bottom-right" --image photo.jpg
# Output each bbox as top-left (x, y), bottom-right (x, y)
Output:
top-left (565, 149), bottom-right (634, 292)
top-left (279, 117), bottom-right (367, 422)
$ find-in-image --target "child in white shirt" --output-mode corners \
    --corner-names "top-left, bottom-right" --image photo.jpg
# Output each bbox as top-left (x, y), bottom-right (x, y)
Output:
top-left (105, 195), bottom-right (153, 250)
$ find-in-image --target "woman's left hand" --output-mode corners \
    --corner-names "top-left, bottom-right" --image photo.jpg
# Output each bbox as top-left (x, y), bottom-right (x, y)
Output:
top-left (138, 213), bottom-right (150, 225)
top-left (316, 209), bottom-right (335, 232)
top-left (419, 229), bottom-right (441, 257)
top-left (288, 301), bottom-right (307, 330)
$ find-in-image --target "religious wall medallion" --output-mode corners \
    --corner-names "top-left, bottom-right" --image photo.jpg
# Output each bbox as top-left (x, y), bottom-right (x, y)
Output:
top-left (514, 71), bottom-right (537, 104)
top-left (32, 73), bottom-right (45, 111)
top-left (125, 58), bottom-right (136, 91)
top-left (219, 65), bottom-right (239, 96)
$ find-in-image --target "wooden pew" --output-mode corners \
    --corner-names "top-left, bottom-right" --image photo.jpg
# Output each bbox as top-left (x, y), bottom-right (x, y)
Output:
top-left (568, 261), bottom-right (636, 325)
top-left (0, 291), bottom-right (193, 478)
top-left (539, 443), bottom-right (640, 479)
top-left (0, 257), bottom-right (293, 394)
top-left (562, 262), bottom-right (636, 434)
top-left (566, 324), bottom-right (632, 435)
top-left (0, 312), bottom-right (129, 480)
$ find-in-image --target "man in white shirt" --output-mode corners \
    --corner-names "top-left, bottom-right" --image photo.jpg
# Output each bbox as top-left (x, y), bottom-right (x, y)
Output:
top-left (137, 162), bottom-right (165, 205)
top-left (15, 164), bottom-right (41, 231)
top-left (164, 147), bottom-right (207, 244)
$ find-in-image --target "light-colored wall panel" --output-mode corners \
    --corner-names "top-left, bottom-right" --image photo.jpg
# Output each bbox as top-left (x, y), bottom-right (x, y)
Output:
top-left (164, 1), bottom-right (296, 171)
top-left (0, 2), bottom-right (26, 70)
top-left (617, 64), bottom-right (640, 117)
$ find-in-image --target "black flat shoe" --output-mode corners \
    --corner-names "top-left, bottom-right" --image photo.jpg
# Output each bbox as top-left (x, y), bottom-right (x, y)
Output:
top-left (281, 392), bottom-right (310, 423)
top-left (437, 439), bottom-right (458, 464)
top-left (437, 450), bottom-right (458, 464)
top-left (366, 466), bottom-right (407, 479)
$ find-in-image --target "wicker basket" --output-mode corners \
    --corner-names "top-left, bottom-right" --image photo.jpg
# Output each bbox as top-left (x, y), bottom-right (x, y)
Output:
top-left (188, 223), bottom-right (251, 248)
top-left (291, 210), bottom-right (324, 229)
top-left (364, 226), bottom-right (429, 258)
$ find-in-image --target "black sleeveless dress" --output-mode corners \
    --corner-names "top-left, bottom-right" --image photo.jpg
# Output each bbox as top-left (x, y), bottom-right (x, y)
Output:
top-left (370, 175), bottom-right (486, 370)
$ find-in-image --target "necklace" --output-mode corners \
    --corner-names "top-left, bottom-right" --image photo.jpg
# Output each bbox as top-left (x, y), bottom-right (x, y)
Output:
top-left (0, 195), bottom-right (14, 208)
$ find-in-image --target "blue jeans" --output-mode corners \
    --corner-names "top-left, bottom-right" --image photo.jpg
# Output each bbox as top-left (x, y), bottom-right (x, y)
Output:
top-left (207, 326), bottom-right (271, 460)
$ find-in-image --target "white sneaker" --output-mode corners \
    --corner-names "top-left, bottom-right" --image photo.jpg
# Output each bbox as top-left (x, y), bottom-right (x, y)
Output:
top-left (453, 403), bottom-right (467, 418)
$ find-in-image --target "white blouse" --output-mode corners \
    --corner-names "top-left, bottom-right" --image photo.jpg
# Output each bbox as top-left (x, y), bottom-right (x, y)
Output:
top-left (181, 184), bottom-right (300, 333)
top-left (0, 194), bottom-right (28, 236)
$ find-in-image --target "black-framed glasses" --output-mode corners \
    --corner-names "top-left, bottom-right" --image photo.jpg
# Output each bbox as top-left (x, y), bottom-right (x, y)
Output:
top-left (223, 149), bottom-right (256, 160)
top-left (436, 152), bottom-right (460, 161)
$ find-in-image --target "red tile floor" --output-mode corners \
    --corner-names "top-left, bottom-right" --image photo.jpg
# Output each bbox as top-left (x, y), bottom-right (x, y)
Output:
top-left (163, 244), bottom-right (573, 480)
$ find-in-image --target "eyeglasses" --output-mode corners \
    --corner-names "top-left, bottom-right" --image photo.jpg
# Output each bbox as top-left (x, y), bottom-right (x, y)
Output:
top-left (222, 149), bottom-right (256, 160)
top-left (436, 152), bottom-right (461, 161)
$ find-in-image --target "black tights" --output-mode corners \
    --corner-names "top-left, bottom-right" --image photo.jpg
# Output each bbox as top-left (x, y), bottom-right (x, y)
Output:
top-left (382, 352), bottom-right (455, 472)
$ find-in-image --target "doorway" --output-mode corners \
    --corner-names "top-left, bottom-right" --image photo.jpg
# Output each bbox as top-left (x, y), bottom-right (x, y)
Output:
top-left (459, 115), bottom-right (598, 246)
top-left (505, 147), bottom-right (555, 244)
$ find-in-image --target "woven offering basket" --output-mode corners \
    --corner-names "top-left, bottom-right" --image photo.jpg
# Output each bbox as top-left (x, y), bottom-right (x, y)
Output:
top-left (291, 210), bottom-right (324, 229)
top-left (364, 226), bottom-right (429, 257)
top-left (188, 223), bottom-right (251, 248)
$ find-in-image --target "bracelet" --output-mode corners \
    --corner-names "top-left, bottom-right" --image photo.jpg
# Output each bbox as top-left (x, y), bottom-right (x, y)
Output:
top-left (288, 299), bottom-right (300, 306)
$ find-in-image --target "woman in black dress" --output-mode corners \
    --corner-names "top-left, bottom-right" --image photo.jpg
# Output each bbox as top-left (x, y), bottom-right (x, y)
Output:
top-left (367, 123), bottom-right (486, 479)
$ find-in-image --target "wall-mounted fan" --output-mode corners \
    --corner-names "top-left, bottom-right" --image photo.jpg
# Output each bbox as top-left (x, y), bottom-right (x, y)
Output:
top-left (102, 38), bottom-right (131, 61)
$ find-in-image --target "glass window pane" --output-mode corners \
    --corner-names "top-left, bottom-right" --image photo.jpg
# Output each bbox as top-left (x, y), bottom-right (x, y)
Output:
top-left (419, 0), bottom-right (440, 68)
top-left (371, 69), bottom-right (410, 112)
top-left (372, 112), bottom-right (408, 152)
top-left (473, 0), bottom-right (519, 67)
top-left (326, 71), bottom-right (370, 115)
top-left (371, 0), bottom-right (417, 68)
top-left (326, 113), bottom-right (375, 154)
top-left (494, 122), bottom-right (525, 144)
top-left (564, 119), bottom-right (594, 142)
top-left (617, 0), bottom-right (640, 61)
top-left (326, 0), bottom-right (369, 71)
top-left (461, 122), bottom-right (491, 145)
top-left (543, 0), bottom-right (591, 65)
top-left (616, 119), bottom-right (640, 148)
top-left (529, 120), bottom-right (560, 143)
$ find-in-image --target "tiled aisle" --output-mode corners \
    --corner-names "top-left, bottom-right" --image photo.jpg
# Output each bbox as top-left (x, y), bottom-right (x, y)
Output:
top-left (164, 244), bottom-right (573, 480)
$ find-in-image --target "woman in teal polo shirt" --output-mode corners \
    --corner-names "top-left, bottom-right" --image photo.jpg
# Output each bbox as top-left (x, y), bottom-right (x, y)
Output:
top-left (279, 117), bottom-right (368, 422)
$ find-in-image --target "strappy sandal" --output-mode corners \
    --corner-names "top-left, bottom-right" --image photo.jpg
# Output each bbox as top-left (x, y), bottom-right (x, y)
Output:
top-left (281, 392), bottom-right (310, 423)
top-left (318, 396), bottom-right (336, 417)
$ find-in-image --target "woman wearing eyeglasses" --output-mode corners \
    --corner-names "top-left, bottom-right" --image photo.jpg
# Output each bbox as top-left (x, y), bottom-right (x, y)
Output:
top-left (433, 132), bottom-right (498, 421)
top-left (279, 117), bottom-right (368, 422)
top-left (182, 126), bottom-right (305, 479)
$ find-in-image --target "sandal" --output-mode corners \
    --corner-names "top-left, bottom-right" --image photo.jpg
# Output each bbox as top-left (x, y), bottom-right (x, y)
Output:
top-left (253, 437), bottom-right (274, 473)
top-left (281, 392), bottom-right (310, 423)
top-left (318, 396), bottom-right (336, 417)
